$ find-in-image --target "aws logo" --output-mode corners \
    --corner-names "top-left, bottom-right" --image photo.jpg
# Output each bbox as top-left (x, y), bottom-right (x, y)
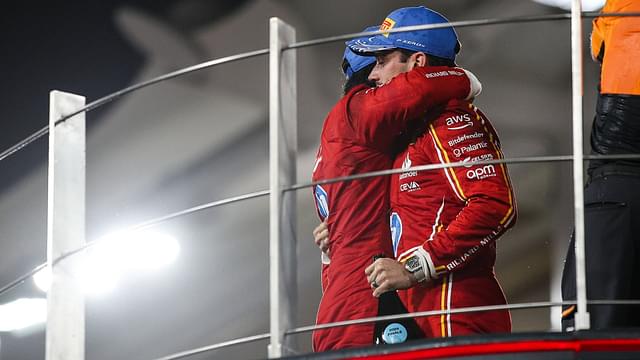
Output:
top-left (380, 17), bottom-right (396, 37)
top-left (446, 114), bottom-right (472, 130)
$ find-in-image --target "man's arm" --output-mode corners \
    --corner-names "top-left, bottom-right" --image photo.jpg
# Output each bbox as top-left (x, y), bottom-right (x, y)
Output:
top-left (366, 105), bottom-right (517, 297)
top-left (313, 221), bottom-right (331, 264)
top-left (401, 104), bottom-right (517, 279)
top-left (347, 66), bottom-right (481, 152)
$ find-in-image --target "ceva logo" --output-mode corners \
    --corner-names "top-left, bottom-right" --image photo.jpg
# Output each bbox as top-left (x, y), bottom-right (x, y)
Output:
top-left (400, 181), bottom-right (420, 192)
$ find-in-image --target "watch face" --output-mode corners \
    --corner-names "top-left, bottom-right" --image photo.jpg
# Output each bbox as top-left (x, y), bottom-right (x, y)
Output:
top-left (405, 256), bottom-right (420, 272)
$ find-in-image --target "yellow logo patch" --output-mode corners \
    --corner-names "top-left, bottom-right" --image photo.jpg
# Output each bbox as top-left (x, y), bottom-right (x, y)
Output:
top-left (379, 17), bottom-right (396, 38)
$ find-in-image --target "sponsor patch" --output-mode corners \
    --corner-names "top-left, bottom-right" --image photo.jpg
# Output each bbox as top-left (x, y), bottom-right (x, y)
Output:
top-left (462, 153), bottom-right (494, 167)
top-left (402, 153), bottom-right (412, 170)
top-left (314, 185), bottom-right (329, 220)
top-left (399, 153), bottom-right (416, 179)
top-left (400, 181), bottom-right (420, 192)
top-left (396, 39), bottom-right (426, 49)
top-left (446, 229), bottom-right (500, 271)
top-left (447, 132), bottom-right (483, 147)
top-left (446, 113), bottom-right (473, 131)
top-left (466, 164), bottom-right (497, 180)
top-left (452, 141), bottom-right (488, 158)
top-left (380, 17), bottom-right (396, 37)
top-left (425, 70), bottom-right (465, 79)
top-left (425, 70), bottom-right (449, 79)
top-left (390, 212), bottom-right (402, 257)
top-left (399, 170), bottom-right (417, 180)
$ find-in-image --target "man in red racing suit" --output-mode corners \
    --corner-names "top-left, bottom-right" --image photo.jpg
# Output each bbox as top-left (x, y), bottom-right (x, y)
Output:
top-left (388, 100), bottom-right (517, 337)
top-left (311, 64), bottom-right (479, 350)
top-left (348, 5), bottom-right (517, 339)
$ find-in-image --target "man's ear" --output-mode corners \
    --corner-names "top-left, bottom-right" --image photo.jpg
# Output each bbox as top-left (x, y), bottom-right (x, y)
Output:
top-left (412, 52), bottom-right (428, 68)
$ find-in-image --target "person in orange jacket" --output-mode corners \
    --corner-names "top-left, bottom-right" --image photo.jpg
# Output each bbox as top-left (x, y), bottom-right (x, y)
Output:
top-left (561, 0), bottom-right (640, 330)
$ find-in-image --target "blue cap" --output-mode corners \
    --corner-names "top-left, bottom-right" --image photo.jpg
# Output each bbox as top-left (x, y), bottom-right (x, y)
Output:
top-left (341, 26), bottom-right (378, 80)
top-left (347, 6), bottom-right (459, 60)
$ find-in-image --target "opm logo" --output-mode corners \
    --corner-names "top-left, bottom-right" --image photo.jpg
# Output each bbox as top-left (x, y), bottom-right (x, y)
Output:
top-left (466, 165), bottom-right (497, 180)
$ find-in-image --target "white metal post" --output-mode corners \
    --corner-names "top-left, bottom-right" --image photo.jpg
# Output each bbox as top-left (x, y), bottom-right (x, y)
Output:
top-left (269, 17), bottom-right (298, 358)
top-left (47, 91), bottom-right (86, 360)
top-left (570, 0), bottom-right (590, 330)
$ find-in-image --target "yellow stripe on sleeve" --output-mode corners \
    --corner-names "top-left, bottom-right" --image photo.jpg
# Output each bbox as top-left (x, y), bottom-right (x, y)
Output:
top-left (473, 107), bottom-right (515, 226)
top-left (429, 125), bottom-right (467, 201)
top-left (492, 147), bottom-right (515, 225)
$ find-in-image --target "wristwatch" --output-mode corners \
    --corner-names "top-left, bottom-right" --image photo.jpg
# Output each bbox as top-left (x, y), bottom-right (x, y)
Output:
top-left (404, 254), bottom-right (426, 283)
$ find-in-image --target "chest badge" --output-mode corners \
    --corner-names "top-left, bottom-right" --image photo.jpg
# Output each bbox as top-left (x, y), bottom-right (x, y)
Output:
top-left (390, 212), bottom-right (402, 257)
top-left (402, 153), bottom-right (411, 170)
top-left (314, 185), bottom-right (329, 220)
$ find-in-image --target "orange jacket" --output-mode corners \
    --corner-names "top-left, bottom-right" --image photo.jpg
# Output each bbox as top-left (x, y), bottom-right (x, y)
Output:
top-left (591, 0), bottom-right (640, 95)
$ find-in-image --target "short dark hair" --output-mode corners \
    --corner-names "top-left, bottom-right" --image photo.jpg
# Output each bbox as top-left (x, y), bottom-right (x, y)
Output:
top-left (342, 62), bottom-right (376, 95)
top-left (397, 48), bottom-right (457, 67)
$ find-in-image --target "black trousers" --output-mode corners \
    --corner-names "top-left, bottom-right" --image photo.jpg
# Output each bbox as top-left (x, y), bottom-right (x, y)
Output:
top-left (561, 164), bottom-right (640, 330)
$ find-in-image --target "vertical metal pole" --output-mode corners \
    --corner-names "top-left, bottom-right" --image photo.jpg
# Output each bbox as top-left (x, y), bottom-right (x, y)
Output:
top-left (269, 17), bottom-right (297, 358)
top-left (47, 91), bottom-right (86, 360)
top-left (570, 0), bottom-right (590, 330)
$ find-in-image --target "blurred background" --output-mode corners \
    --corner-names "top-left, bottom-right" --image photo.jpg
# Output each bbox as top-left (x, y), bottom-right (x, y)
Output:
top-left (0, 0), bottom-right (605, 359)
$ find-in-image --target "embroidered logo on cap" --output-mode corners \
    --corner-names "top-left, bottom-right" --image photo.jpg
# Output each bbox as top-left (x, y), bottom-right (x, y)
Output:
top-left (380, 18), bottom-right (396, 37)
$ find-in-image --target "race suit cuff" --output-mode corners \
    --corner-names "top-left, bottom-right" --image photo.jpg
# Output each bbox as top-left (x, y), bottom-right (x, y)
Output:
top-left (412, 248), bottom-right (438, 283)
top-left (321, 252), bottom-right (331, 265)
top-left (463, 69), bottom-right (482, 101)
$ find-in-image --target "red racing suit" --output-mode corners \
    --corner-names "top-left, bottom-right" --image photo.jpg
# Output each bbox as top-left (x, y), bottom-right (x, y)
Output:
top-left (312, 67), bottom-right (473, 351)
top-left (390, 99), bottom-right (517, 338)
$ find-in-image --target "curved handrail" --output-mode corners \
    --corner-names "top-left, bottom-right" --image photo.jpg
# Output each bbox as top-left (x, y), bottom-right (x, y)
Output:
top-left (149, 299), bottom-right (640, 360)
top-left (2, 153), bottom-right (640, 299)
top-left (2, 12), bottom-right (639, 164)
top-left (285, 153), bottom-right (640, 192)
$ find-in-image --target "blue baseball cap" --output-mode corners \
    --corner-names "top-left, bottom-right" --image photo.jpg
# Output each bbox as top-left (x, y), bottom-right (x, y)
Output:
top-left (347, 6), bottom-right (460, 60)
top-left (341, 26), bottom-right (378, 80)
